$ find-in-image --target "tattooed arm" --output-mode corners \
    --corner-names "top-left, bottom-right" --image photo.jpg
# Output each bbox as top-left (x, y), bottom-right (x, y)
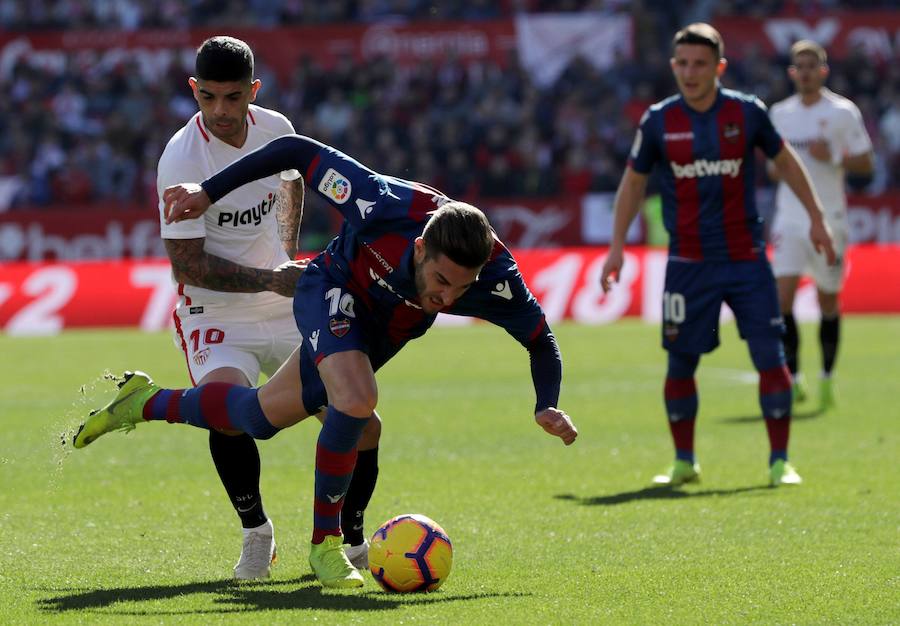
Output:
top-left (164, 238), bottom-right (303, 297)
top-left (276, 177), bottom-right (304, 258)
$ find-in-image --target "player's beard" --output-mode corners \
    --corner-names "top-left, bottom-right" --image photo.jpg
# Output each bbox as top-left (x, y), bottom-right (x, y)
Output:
top-left (412, 258), bottom-right (442, 314)
top-left (204, 114), bottom-right (245, 143)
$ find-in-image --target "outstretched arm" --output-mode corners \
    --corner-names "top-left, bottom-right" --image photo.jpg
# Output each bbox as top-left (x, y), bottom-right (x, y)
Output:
top-left (527, 326), bottom-right (577, 445)
top-left (164, 135), bottom-right (323, 224)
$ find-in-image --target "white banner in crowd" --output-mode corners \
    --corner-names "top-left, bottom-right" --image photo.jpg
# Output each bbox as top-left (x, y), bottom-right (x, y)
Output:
top-left (515, 14), bottom-right (633, 88)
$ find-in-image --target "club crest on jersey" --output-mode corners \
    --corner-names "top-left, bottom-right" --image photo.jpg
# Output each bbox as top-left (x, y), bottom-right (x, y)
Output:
top-left (722, 122), bottom-right (741, 143)
top-left (318, 168), bottom-right (352, 204)
top-left (329, 317), bottom-right (351, 337)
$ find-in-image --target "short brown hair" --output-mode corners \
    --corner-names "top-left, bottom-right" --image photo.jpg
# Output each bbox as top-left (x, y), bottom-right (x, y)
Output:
top-left (422, 201), bottom-right (494, 269)
top-left (673, 23), bottom-right (724, 59)
top-left (790, 40), bottom-right (827, 65)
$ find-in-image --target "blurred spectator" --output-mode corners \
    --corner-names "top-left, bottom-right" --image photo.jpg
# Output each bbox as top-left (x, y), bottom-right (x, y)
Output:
top-left (0, 0), bottom-right (897, 234)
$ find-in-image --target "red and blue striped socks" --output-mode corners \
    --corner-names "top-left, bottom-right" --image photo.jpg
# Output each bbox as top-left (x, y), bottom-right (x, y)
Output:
top-left (312, 406), bottom-right (368, 544)
top-left (142, 384), bottom-right (279, 439)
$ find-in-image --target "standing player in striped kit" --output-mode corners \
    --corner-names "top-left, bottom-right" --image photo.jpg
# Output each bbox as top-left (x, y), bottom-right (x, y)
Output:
top-left (154, 36), bottom-right (378, 579)
top-left (769, 40), bottom-right (875, 410)
top-left (601, 23), bottom-right (836, 487)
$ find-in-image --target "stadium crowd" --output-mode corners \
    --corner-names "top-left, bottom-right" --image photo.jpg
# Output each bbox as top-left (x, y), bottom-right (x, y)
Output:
top-left (1, 1), bottom-right (897, 217)
top-left (2, 0), bottom-right (895, 30)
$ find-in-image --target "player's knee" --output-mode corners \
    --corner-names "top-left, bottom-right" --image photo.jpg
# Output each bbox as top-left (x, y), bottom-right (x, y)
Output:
top-left (333, 390), bottom-right (378, 419)
top-left (747, 337), bottom-right (785, 371)
top-left (818, 292), bottom-right (840, 317)
top-left (667, 351), bottom-right (699, 378)
top-left (358, 413), bottom-right (382, 450)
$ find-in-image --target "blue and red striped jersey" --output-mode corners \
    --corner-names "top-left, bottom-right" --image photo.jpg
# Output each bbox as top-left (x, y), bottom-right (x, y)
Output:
top-left (628, 88), bottom-right (784, 261)
top-left (301, 143), bottom-right (549, 349)
top-left (200, 135), bottom-right (559, 409)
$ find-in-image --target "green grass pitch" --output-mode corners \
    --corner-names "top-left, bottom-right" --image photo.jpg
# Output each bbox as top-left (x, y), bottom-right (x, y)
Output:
top-left (0, 318), bottom-right (897, 624)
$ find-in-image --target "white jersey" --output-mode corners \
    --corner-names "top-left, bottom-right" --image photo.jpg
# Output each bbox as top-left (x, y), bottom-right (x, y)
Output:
top-left (157, 104), bottom-right (300, 314)
top-left (770, 89), bottom-right (872, 230)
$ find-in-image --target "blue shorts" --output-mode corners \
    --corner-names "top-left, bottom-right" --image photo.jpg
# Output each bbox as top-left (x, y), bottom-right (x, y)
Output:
top-left (292, 258), bottom-right (402, 415)
top-left (662, 258), bottom-right (784, 354)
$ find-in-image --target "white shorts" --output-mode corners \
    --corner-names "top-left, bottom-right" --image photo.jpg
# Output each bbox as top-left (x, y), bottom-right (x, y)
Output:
top-left (172, 303), bottom-right (301, 385)
top-left (771, 223), bottom-right (847, 294)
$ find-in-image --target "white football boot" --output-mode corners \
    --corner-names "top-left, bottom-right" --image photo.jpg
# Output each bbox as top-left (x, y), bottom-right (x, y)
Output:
top-left (344, 539), bottom-right (369, 570)
top-left (234, 519), bottom-right (276, 580)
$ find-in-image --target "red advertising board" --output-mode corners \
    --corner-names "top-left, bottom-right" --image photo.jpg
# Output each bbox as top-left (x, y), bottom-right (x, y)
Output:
top-left (1, 246), bottom-right (897, 335)
top-left (0, 206), bottom-right (164, 261)
top-left (714, 12), bottom-right (900, 60)
top-left (0, 20), bottom-right (517, 85)
top-left (3, 192), bottom-right (899, 261)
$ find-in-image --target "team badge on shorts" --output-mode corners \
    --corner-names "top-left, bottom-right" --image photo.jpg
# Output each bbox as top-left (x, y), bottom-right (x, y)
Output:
top-left (329, 317), bottom-right (351, 337)
top-left (664, 322), bottom-right (680, 342)
top-left (193, 348), bottom-right (210, 366)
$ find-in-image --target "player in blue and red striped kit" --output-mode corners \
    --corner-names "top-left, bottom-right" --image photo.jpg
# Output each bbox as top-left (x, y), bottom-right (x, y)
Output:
top-left (74, 133), bottom-right (578, 588)
top-left (601, 23), bottom-right (835, 487)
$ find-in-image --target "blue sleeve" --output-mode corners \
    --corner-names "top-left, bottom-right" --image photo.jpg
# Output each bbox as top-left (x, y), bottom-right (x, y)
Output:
top-left (201, 134), bottom-right (387, 231)
top-left (627, 109), bottom-right (661, 174)
top-left (526, 325), bottom-right (563, 412)
top-left (201, 134), bottom-right (321, 203)
top-left (448, 247), bottom-right (561, 412)
top-left (749, 97), bottom-right (784, 159)
top-left (305, 145), bottom-right (392, 231)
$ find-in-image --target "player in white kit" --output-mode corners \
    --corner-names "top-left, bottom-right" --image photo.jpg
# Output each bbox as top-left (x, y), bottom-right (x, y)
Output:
top-left (769, 40), bottom-right (874, 409)
top-left (157, 37), bottom-right (377, 579)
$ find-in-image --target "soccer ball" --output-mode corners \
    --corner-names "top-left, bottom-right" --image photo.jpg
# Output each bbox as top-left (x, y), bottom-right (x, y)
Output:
top-left (369, 513), bottom-right (453, 592)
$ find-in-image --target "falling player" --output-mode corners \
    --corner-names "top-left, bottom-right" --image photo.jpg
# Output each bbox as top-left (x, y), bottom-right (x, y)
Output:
top-left (75, 133), bottom-right (578, 589)
top-left (154, 36), bottom-right (377, 579)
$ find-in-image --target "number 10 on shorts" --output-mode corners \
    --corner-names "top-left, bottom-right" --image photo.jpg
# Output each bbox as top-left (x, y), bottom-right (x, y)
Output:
top-left (663, 291), bottom-right (686, 323)
top-left (189, 328), bottom-right (225, 353)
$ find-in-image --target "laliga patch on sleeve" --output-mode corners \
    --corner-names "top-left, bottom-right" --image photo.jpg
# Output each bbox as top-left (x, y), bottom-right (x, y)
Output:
top-left (318, 168), bottom-right (352, 204)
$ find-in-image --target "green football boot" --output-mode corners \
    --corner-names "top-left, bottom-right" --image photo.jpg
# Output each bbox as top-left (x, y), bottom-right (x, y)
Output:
top-left (652, 459), bottom-right (700, 486)
top-left (818, 377), bottom-right (835, 411)
top-left (309, 535), bottom-right (364, 589)
top-left (792, 375), bottom-right (808, 403)
top-left (769, 459), bottom-right (803, 486)
top-left (73, 371), bottom-right (159, 449)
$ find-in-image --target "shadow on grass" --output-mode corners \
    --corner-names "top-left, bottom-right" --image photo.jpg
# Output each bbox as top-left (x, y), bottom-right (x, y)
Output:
top-left (555, 483), bottom-right (773, 507)
top-left (36, 576), bottom-right (526, 614)
top-left (718, 408), bottom-right (825, 424)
